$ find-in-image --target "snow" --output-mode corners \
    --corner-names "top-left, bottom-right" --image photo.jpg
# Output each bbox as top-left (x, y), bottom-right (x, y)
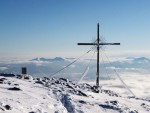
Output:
top-left (0, 74), bottom-right (150, 113)
top-left (0, 76), bottom-right (67, 113)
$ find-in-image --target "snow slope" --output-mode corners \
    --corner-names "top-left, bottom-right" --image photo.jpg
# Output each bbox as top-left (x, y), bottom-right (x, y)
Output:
top-left (0, 74), bottom-right (150, 113)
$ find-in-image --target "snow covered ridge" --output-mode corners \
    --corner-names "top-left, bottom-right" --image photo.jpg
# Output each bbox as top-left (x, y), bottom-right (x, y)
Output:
top-left (31, 57), bottom-right (65, 62)
top-left (0, 74), bottom-right (150, 113)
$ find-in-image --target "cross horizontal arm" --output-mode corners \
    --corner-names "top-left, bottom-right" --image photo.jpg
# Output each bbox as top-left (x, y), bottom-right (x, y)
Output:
top-left (78, 43), bottom-right (97, 45)
top-left (100, 43), bottom-right (120, 45)
top-left (78, 43), bottom-right (120, 45)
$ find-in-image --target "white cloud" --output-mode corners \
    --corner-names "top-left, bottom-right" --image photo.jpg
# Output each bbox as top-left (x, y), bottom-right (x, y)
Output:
top-left (0, 67), bottom-right (8, 71)
top-left (106, 66), bottom-right (121, 70)
top-left (85, 73), bottom-right (150, 98)
top-left (70, 65), bottom-right (76, 68)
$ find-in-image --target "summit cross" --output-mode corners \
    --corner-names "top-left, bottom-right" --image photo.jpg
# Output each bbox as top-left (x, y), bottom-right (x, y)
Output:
top-left (77, 23), bottom-right (120, 88)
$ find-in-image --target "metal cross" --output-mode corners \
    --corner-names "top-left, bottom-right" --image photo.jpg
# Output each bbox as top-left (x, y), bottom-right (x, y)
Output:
top-left (78, 23), bottom-right (120, 88)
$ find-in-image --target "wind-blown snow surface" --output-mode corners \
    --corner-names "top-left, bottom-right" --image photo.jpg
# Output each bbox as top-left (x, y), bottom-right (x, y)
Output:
top-left (0, 75), bottom-right (150, 113)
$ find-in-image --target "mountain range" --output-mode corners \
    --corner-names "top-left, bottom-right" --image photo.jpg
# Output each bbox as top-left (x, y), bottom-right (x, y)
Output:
top-left (31, 57), bottom-right (65, 62)
top-left (0, 57), bottom-right (150, 81)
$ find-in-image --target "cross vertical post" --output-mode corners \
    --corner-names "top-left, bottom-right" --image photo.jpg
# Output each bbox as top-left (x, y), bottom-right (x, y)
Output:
top-left (96, 23), bottom-right (100, 87)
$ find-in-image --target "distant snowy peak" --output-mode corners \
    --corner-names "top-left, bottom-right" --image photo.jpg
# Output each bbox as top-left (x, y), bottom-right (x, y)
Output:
top-left (32, 57), bottom-right (65, 62)
top-left (133, 57), bottom-right (150, 63)
top-left (126, 57), bottom-right (150, 63)
top-left (31, 56), bottom-right (150, 64)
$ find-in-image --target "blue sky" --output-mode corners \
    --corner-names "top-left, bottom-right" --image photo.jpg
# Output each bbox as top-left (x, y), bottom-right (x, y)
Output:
top-left (0, 0), bottom-right (150, 58)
